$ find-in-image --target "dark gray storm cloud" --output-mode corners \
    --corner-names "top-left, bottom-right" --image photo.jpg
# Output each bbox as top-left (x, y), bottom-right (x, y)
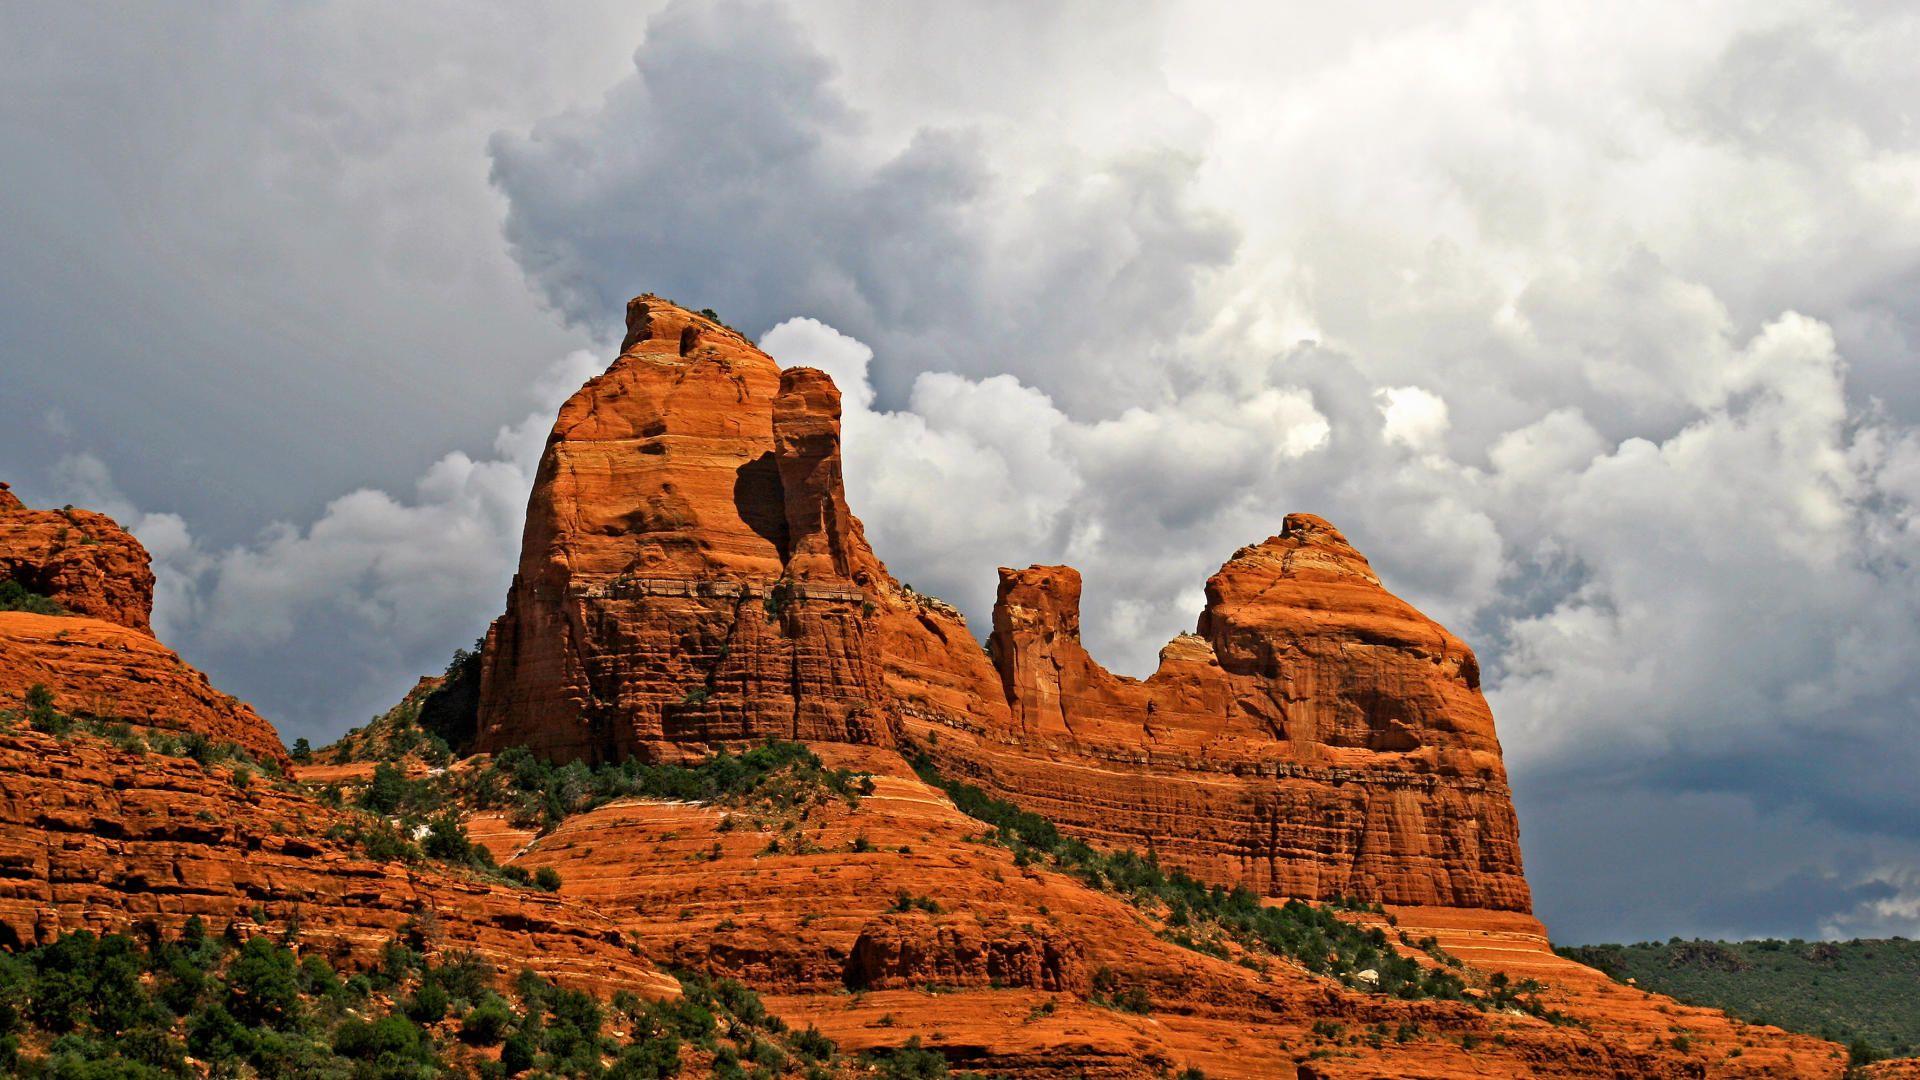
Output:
top-left (5, 1), bottom-right (1920, 945)
top-left (490, 0), bottom-right (1237, 414)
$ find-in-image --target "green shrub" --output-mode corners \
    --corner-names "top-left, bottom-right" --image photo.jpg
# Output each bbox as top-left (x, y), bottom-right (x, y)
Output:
top-left (607, 1032), bottom-right (681, 1078)
top-left (359, 762), bottom-right (412, 814)
top-left (865, 1035), bottom-right (948, 1078)
top-left (404, 980), bottom-right (449, 1025)
top-left (460, 994), bottom-right (515, 1046)
top-left (0, 580), bottom-right (67, 615)
top-left (224, 937), bottom-right (300, 1029)
top-left (332, 1013), bottom-right (430, 1062)
top-left (533, 866), bottom-right (563, 892)
top-left (500, 1030), bottom-right (537, 1075)
top-left (23, 684), bottom-right (72, 736)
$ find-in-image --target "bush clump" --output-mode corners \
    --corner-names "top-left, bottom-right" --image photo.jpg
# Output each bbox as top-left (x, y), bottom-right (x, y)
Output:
top-left (0, 580), bottom-right (67, 616)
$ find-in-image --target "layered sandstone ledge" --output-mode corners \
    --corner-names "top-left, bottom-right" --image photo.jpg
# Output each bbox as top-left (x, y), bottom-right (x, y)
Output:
top-left (0, 487), bottom-right (287, 767)
top-left (0, 728), bottom-right (668, 994)
top-left (475, 296), bottom-right (1529, 913)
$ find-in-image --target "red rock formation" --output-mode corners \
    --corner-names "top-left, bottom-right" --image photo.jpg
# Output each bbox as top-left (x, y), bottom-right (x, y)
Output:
top-left (0, 613), bottom-right (287, 767)
top-left (476, 298), bottom-right (890, 761)
top-left (478, 296), bottom-right (1526, 914)
top-left (933, 515), bottom-right (1530, 911)
top-left (498, 743), bottom-right (1840, 1078)
top-left (0, 483), bottom-right (155, 633)
top-left (0, 727), bottom-right (669, 995)
top-left (0, 483), bottom-right (287, 766)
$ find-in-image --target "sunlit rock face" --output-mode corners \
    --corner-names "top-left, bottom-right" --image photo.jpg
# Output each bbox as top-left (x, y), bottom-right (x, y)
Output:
top-left (478, 296), bottom-right (1529, 912)
top-left (0, 481), bottom-right (155, 634)
top-left (0, 484), bottom-right (287, 767)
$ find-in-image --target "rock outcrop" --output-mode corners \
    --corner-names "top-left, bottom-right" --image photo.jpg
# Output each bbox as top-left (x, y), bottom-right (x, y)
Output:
top-left (0, 481), bottom-right (155, 633)
top-left (0, 727), bottom-right (668, 995)
top-left (493, 742), bottom-right (1840, 1078)
top-left (476, 299), bottom-right (889, 762)
top-left (940, 516), bottom-right (1530, 910)
top-left (476, 297), bottom-right (1527, 913)
top-left (0, 485), bottom-right (286, 766)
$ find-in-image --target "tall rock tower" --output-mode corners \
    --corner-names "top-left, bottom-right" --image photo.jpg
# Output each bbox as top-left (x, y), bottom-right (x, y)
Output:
top-left (478, 295), bottom-right (1530, 912)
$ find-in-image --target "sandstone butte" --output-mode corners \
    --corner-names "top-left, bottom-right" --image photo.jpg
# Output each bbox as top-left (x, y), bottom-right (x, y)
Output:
top-left (0, 303), bottom-right (1892, 1076)
top-left (477, 296), bottom-right (1526, 913)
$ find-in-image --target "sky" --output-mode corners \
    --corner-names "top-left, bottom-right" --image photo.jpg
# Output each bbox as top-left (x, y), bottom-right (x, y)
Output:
top-left (3, 1), bottom-right (1918, 945)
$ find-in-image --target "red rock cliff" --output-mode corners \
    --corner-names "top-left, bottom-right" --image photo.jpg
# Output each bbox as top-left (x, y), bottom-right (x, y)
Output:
top-left (0, 485), bottom-right (287, 767)
top-left (477, 296), bottom-right (1529, 912)
top-left (475, 298), bottom-right (890, 762)
top-left (941, 514), bottom-right (1530, 911)
top-left (0, 480), bottom-right (155, 633)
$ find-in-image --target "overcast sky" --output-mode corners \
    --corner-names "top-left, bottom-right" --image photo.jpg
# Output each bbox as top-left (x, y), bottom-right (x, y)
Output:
top-left (5, 1), bottom-right (1919, 945)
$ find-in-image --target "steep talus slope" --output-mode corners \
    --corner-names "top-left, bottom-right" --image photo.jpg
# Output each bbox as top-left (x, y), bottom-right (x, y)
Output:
top-left (478, 296), bottom-right (1524, 913)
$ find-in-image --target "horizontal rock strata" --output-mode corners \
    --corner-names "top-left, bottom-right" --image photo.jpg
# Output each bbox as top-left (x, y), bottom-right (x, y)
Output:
top-left (475, 297), bottom-right (1526, 912)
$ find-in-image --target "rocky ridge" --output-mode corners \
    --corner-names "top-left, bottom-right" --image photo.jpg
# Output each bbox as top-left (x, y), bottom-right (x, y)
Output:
top-left (0, 486), bottom-right (287, 766)
top-left (477, 296), bottom-right (1526, 912)
top-left (0, 298), bottom-right (1890, 1075)
top-left (0, 479), bottom-right (155, 633)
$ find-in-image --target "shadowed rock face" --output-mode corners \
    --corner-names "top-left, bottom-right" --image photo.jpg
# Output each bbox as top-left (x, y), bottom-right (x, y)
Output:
top-left (477, 296), bottom-right (1529, 912)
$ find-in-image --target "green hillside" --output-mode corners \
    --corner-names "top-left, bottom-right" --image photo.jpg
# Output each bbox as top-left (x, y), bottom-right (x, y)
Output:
top-left (1555, 937), bottom-right (1920, 1061)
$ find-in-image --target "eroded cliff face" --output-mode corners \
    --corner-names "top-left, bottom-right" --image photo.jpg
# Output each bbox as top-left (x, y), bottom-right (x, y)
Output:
top-left (942, 517), bottom-right (1530, 911)
top-left (475, 299), bottom-right (890, 761)
top-left (476, 296), bottom-right (1526, 911)
top-left (0, 727), bottom-right (668, 994)
top-left (0, 480), bottom-right (155, 633)
top-left (0, 486), bottom-right (287, 767)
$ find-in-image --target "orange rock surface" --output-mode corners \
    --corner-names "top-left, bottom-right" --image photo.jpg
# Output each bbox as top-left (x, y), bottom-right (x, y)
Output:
top-left (477, 297), bottom-right (1526, 912)
top-left (931, 516), bottom-right (1529, 910)
top-left (0, 727), bottom-right (671, 994)
top-left (0, 481), bottom-right (155, 633)
top-left (476, 299), bottom-right (891, 761)
top-left (1, 299), bottom-right (1892, 1075)
top-left (0, 482), bottom-right (287, 767)
top-left (489, 743), bottom-right (1843, 1077)
top-left (0, 612), bottom-right (287, 767)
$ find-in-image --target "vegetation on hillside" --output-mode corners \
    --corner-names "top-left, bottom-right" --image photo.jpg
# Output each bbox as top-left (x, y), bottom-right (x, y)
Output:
top-left (1556, 936), bottom-right (1920, 1063)
top-left (461, 743), bottom-right (874, 834)
top-left (0, 685), bottom-right (278, 779)
top-left (0, 920), bottom-right (851, 1078)
top-left (418, 638), bottom-right (485, 756)
top-left (312, 692), bottom-right (873, 888)
top-left (908, 747), bottom-right (1572, 1023)
top-left (0, 580), bottom-right (68, 616)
